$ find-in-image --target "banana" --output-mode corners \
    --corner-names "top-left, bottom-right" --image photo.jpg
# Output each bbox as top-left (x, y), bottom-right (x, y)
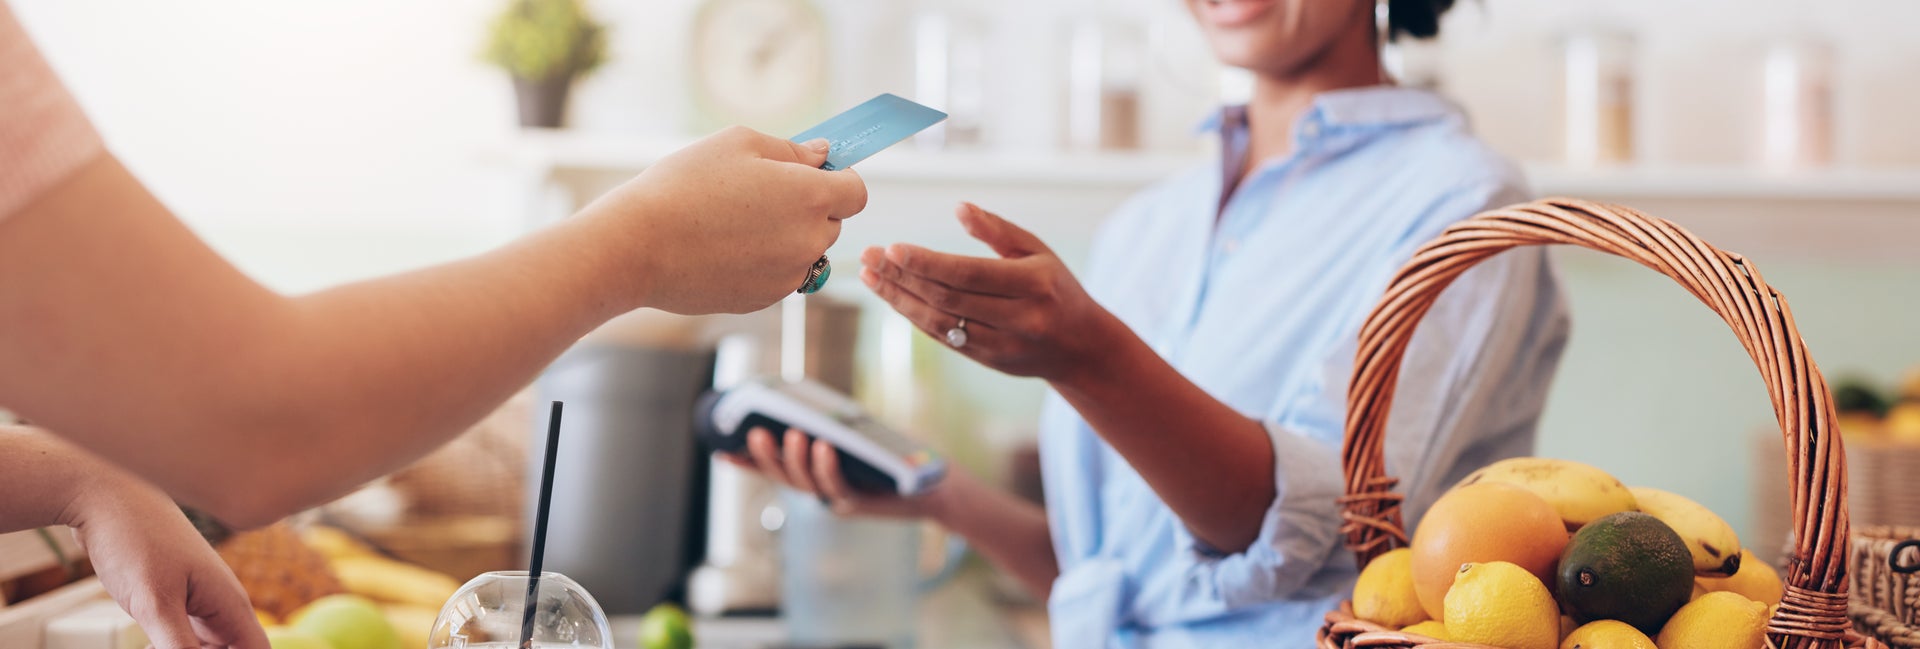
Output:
top-left (1628, 486), bottom-right (1743, 577)
top-left (331, 555), bottom-right (463, 607)
top-left (1454, 457), bottom-right (1638, 531)
top-left (300, 525), bottom-right (380, 561)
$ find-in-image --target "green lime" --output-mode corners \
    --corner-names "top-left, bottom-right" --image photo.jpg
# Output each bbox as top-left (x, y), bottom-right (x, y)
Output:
top-left (637, 603), bottom-right (694, 649)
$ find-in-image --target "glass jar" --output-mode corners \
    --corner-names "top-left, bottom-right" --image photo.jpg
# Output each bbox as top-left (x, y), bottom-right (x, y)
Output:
top-left (1064, 16), bottom-right (1146, 151)
top-left (1760, 38), bottom-right (1835, 169)
top-left (1561, 29), bottom-right (1636, 166)
top-left (912, 10), bottom-right (989, 149)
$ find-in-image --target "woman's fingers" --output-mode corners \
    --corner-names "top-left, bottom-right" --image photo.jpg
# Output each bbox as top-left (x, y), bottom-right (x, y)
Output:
top-left (866, 245), bottom-right (1039, 297)
top-left (955, 202), bottom-right (1049, 258)
top-left (719, 453), bottom-right (756, 471)
top-left (864, 251), bottom-right (1025, 328)
top-left (810, 440), bottom-right (858, 513)
top-left (781, 429), bottom-right (820, 495)
top-left (745, 428), bottom-right (792, 486)
top-left (860, 267), bottom-right (1000, 347)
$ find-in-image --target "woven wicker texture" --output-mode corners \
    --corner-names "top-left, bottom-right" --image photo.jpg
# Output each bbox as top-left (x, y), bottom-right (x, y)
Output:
top-left (1852, 526), bottom-right (1920, 646)
top-left (1319, 199), bottom-right (1862, 649)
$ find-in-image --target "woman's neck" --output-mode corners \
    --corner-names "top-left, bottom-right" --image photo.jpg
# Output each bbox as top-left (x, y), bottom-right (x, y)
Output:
top-left (1241, 24), bottom-right (1389, 177)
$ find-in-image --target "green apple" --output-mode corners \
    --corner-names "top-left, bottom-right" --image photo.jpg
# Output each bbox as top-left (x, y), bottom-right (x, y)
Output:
top-left (637, 603), bottom-right (693, 649)
top-left (289, 595), bottom-right (401, 649)
top-left (265, 626), bottom-right (334, 649)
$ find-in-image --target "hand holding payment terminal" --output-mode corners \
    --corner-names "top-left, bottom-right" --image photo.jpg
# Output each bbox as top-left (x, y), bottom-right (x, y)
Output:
top-left (696, 377), bottom-right (947, 497)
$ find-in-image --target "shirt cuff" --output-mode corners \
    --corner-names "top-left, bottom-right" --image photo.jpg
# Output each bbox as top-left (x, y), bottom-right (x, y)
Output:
top-left (1178, 420), bottom-right (1348, 609)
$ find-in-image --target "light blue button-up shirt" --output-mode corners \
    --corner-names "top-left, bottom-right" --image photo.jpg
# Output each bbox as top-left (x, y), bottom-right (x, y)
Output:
top-left (1038, 86), bottom-right (1571, 648)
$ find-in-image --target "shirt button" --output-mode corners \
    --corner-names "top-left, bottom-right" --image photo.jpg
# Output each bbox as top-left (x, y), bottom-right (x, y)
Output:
top-left (1301, 121), bottom-right (1321, 139)
top-left (1221, 239), bottom-right (1241, 254)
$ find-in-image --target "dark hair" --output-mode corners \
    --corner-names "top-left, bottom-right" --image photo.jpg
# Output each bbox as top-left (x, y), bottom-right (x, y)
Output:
top-left (1387, 0), bottom-right (1457, 40)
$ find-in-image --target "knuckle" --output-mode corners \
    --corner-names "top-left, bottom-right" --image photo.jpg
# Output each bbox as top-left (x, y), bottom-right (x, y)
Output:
top-left (925, 285), bottom-right (958, 310)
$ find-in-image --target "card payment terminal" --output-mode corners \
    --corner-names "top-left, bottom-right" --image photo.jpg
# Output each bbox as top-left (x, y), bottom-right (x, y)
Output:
top-left (696, 377), bottom-right (946, 497)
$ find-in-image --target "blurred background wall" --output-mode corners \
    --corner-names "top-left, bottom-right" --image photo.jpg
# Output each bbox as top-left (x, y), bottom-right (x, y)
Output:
top-left (14, 0), bottom-right (1920, 547)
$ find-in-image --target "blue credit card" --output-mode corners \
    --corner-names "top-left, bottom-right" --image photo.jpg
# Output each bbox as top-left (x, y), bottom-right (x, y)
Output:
top-left (791, 93), bottom-right (947, 171)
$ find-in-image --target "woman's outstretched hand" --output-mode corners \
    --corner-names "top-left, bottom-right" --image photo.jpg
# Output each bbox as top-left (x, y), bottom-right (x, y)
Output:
top-left (860, 202), bottom-right (1123, 384)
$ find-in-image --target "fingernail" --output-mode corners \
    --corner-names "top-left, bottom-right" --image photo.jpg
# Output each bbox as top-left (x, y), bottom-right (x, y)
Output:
top-left (803, 138), bottom-right (830, 154)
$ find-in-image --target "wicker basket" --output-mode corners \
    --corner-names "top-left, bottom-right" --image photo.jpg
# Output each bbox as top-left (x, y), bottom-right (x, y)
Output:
top-left (1316, 199), bottom-right (1871, 649)
top-left (1851, 526), bottom-right (1920, 646)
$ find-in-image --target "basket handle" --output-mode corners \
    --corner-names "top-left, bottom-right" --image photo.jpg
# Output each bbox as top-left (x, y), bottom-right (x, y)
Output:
top-left (1337, 199), bottom-right (1852, 648)
top-left (1892, 539), bottom-right (1920, 575)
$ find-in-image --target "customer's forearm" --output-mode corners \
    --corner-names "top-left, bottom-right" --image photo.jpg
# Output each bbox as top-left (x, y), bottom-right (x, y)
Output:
top-left (0, 156), bottom-right (636, 527)
top-left (928, 471), bottom-right (1058, 600)
top-left (0, 426), bottom-right (116, 533)
top-left (1050, 314), bottom-right (1275, 553)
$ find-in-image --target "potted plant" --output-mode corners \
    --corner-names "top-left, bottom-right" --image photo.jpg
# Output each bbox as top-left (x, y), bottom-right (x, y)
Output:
top-left (482, 0), bottom-right (607, 128)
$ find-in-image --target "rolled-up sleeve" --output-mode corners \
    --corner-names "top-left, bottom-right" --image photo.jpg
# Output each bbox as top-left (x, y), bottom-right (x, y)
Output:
top-left (0, 2), bottom-right (104, 222)
top-left (1172, 180), bottom-right (1571, 610)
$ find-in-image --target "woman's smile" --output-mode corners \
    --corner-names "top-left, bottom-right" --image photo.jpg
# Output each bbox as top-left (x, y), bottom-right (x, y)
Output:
top-left (1197, 0), bottom-right (1278, 28)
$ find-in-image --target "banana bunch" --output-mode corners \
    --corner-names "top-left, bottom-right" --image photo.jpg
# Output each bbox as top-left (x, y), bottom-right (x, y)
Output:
top-left (331, 556), bottom-right (463, 608)
top-left (302, 526), bottom-right (462, 607)
top-left (1628, 487), bottom-right (1743, 577)
top-left (1455, 458), bottom-right (1639, 531)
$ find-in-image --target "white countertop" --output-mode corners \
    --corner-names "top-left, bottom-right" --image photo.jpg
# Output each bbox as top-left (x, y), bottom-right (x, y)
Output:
top-left (609, 573), bottom-right (1046, 649)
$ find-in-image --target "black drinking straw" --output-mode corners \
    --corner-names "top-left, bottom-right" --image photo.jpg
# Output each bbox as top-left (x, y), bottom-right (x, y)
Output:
top-left (520, 401), bottom-right (564, 649)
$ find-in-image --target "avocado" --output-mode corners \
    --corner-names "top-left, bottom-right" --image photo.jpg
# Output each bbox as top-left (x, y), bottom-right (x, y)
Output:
top-left (1834, 377), bottom-right (1891, 417)
top-left (1556, 511), bottom-right (1695, 634)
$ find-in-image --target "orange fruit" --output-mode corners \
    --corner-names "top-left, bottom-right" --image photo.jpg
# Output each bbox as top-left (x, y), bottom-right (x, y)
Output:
top-left (1411, 482), bottom-right (1570, 621)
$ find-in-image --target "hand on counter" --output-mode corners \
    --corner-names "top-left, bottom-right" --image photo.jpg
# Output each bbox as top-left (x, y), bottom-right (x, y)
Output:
top-left (0, 428), bottom-right (269, 649)
top-left (859, 202), bottom-right (1127, 385)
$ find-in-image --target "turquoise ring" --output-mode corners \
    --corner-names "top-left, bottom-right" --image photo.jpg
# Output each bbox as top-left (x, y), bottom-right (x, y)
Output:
top-left (797, 255), bottom-right (832, 294)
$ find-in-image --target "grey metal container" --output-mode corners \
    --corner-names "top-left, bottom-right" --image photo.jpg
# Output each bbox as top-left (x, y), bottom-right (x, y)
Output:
top-left (529, 342), bottom-right (715, 614)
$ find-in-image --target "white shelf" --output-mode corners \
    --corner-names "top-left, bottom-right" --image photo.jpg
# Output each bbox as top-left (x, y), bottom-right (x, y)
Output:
top-left (499, 130), bottom-right (1920, 203)
top-left (497, 129), bottom-right (1201, 189)
top-left (1525, 164), bottom-right (1920, 203)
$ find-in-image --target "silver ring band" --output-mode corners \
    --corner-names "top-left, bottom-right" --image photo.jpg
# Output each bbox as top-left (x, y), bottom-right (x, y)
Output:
top-left (797, 255), bottom-right (831, 294)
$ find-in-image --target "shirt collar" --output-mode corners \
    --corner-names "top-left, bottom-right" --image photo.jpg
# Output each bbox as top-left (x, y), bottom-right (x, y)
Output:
top-left (1194, 85), bottom-right (1461, 135)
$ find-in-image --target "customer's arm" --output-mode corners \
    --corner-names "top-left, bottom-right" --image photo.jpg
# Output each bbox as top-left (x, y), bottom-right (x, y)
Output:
top-left (732, 429), bottom-right (1060, 599)
top-left (0, 128), bottom-right (865, 528)
top-left (0, 426), bottom-right (268, 649)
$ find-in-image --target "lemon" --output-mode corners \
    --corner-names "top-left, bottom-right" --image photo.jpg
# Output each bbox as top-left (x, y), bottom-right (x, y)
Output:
top-left (1401, 620), bottom-right (1450, 640)
top-left (1443, 562), bottom-right (1560, 649)
top-left (1698, 549), bottom-right (1784, 607)
top-left (1354, 548), bottom-right (1428, 627)
top-left (1656, 591), bottom-right (1768, 649)
top-left (1561, 620), bottom-right (1657, 649)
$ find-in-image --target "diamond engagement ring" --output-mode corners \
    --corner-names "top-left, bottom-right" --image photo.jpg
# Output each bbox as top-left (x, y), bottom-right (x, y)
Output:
top-left (945, 318), bottom-right (969, 349)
